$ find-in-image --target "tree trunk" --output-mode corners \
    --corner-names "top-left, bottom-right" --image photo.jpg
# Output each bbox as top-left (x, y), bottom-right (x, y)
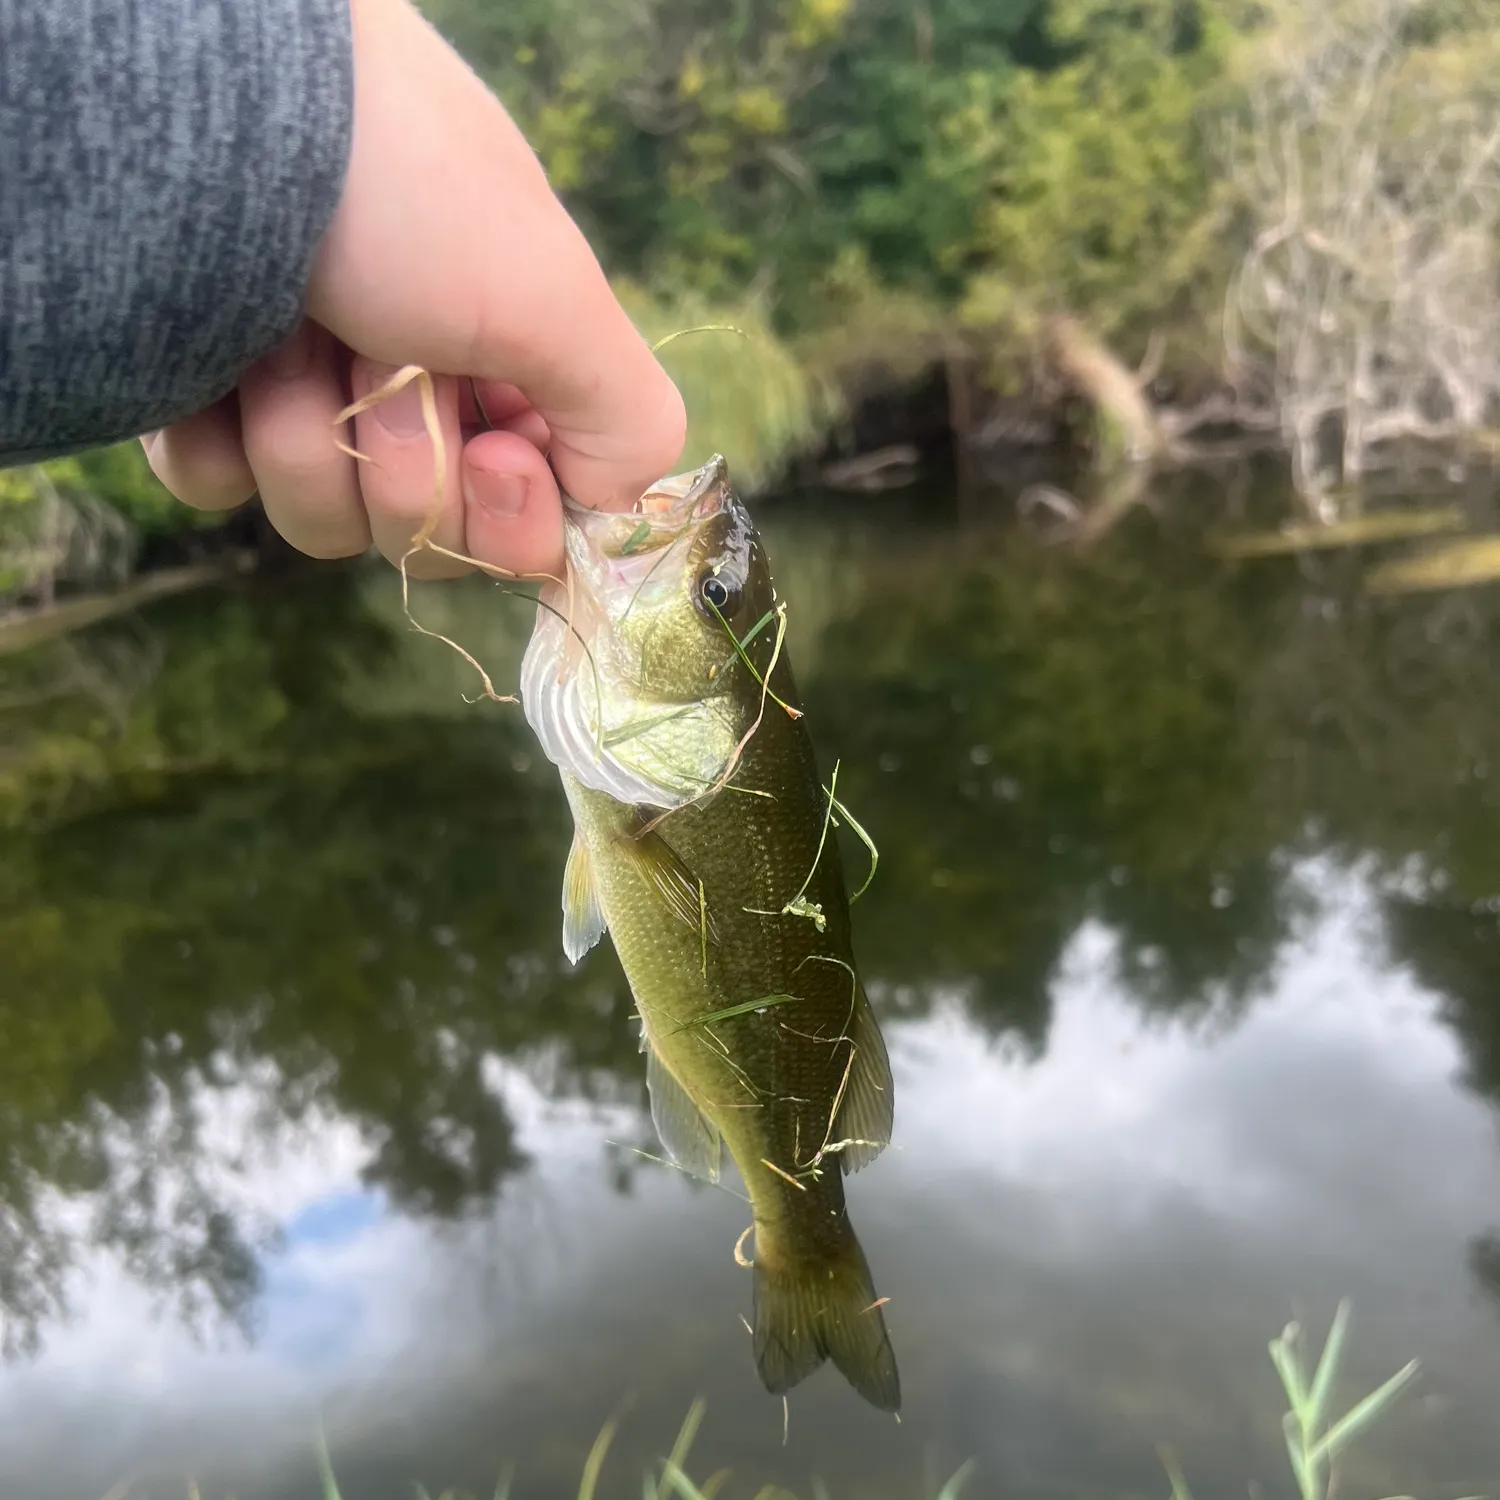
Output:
top-left (1046, 315), bottom-right (1163, 465)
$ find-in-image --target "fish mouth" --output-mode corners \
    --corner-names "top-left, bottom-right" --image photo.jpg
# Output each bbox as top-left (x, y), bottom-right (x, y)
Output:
top-left (562, 455), bottom-right (729, 559)
top-left (640, 453), bottom-right (727, 520)
top-left (524, 452), bottom-right (740, 809)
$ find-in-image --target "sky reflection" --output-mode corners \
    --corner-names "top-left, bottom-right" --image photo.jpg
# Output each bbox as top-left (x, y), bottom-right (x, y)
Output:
top-left (3, 861), bottom-right (1498, 1499)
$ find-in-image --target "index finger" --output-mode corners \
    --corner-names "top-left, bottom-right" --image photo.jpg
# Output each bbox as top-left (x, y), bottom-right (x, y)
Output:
top-left (471, 220), bottom-right (688, 511)
top-left (303, 0), bottom-right (685, 514)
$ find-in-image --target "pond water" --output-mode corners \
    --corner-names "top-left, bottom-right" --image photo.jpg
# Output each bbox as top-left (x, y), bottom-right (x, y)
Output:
top-left (4, 479), bottom-right (1500, 1499)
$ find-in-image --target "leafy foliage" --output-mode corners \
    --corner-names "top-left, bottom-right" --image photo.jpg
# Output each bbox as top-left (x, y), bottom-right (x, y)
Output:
top-left (965, 0), bottom-right (1242, 351)
top-left (419, 0), bottom-right (1250, 362)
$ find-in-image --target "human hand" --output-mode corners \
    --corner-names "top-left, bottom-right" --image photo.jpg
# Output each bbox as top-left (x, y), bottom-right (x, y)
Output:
top-left (143, 0), bottom-right (685, 581)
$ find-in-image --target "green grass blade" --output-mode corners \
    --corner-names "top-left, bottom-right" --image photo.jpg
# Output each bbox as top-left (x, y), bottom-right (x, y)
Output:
top-left (314, 1427), bottom-right (344, 1500)
top-left (604, 704), bottom-right (700, 749)
top-left (709, 599), bottom-right (799, 718)
top-left (698, 1467), bottom-right (733, 1500)
top-left (782, 760), bottom-right (839, 912)
top-left (673, 994), bottom-right (801, 1032)
top-left (660, 1459), bottom-right (710, 1500)
top-left (578, 1417), bottom-right (619, 1500)
top-left (1156, 1445), bottom-right (1193, 1500)
top-left (660, 1400), bottom-right (707, 1498)
top-left (492, 1464), bottom-right (515, 1500)
top-left (828, 790), bottom-right (878, 901)
top-left (1281, 1411), bottom-right (1318, 1500)
top-left (651, 325), bottom-right (750, 356)
top-left (1270, 1325), bottom-right (1311, 1419)
top-left (1307, 1360), bottom-right (1420, 1465)
top-left (698, 878), bottom-right (708, 977)
top-left (1306, 1300), bottom-right (1351, 1432)
top-left (737, 608), bottom-right (778, 653)
top-left (619, 520), bottom-right (695, 627)
top-left (620, 521), bottom-right (653, 555)
top-left (933, 1458), bottom-right (978, 1500)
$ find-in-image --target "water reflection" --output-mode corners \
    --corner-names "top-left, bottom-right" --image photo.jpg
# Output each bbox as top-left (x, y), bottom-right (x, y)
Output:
top-left (3, 490), bottom-right (1500, 1495)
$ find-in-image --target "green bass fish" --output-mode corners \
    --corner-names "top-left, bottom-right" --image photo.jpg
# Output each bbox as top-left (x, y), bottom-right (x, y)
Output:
top-left (519, 455), bottom-right (900, 1412)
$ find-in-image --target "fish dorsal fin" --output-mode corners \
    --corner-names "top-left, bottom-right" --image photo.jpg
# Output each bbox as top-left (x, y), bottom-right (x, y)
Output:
top-left (831, 987), bottom-right (894, 1174)
top-left (646, 1045), bottom-right (721, 1183)
top-left (613, 828), bottom-right (720, 945)
top-left (561, 829), bottom-right (607, 964)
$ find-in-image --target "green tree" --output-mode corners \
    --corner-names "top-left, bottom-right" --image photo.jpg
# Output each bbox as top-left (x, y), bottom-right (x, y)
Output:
top-left (417, 0), bottom-right (1040, 321)
top-left (963, 0), bottom-right (1243, 364)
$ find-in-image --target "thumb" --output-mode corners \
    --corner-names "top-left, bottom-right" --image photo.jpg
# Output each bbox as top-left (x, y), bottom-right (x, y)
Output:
top-left (306, 0), bottom-right (685, 511)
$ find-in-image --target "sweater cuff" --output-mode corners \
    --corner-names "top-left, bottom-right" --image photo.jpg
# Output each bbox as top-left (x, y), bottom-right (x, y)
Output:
top-left (0, 0), bottom-right (354, 464)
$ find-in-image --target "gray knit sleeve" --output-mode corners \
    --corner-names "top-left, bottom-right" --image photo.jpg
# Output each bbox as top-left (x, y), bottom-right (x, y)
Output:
top-left (0, 0), bottom-right (353, 465)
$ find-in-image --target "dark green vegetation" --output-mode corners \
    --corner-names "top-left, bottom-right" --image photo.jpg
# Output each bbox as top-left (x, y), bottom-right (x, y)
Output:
top-left (415, 0), bottom-right (1237, 336)
top-left (418, 0), bottom-right (1240, 362)
top-left (5, 486), bottom-right (1500, 1364)
top-left (416, 0), bottom-right (1500, 469)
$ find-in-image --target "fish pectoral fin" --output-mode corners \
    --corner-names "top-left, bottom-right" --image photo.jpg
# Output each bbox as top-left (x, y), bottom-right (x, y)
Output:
top-left (646, 1045), bottom-right (722, 1184)
top-left (561, 829), bottom-right (607, 964)
top-left (614, 828), bottom-right (720, 945)
top-left (830, 988), bottom-right (895, 1175)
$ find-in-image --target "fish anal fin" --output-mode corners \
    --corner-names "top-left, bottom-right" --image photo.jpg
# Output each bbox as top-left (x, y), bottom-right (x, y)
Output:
top-left (615, 828), bottom-right (719, 944)
top-left (831, 989), bottom-right (894, 1175)
top-left (752, 1219), bottom-right (900, 1412)
top-left (646, 1045), bottom-right (722, 1183)
top-left (561, 829), bottom-right (607, 964)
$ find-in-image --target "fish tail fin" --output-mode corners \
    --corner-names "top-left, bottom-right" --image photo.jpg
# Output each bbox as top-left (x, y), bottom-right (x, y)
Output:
top-left (752, 1220), bottom-right (900, 1412)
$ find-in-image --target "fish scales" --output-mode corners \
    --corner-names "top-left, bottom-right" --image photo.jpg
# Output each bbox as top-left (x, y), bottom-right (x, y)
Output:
top-left (522, 455), bottom-right (900, 1412)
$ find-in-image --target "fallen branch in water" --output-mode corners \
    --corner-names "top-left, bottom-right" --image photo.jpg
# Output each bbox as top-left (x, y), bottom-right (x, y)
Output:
top-left (0, 558), bottom-right (251, 658)
top-left (1045, 314), bottom-right (1164, 466)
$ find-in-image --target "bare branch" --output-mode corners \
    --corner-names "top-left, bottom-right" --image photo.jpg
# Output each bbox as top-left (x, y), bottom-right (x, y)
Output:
top-left (1223, 0), bottom-right (1500, 514)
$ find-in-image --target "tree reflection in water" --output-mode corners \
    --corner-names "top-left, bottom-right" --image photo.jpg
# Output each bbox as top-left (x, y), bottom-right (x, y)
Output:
top-left (4, 490), bottom-right (1500, 1356)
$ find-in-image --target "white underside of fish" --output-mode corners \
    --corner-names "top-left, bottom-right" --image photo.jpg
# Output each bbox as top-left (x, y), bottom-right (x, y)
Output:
top-left (519, 595), bottom-right (733, 810)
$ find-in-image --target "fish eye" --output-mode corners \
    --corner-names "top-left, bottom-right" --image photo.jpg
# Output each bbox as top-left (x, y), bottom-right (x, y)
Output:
top-left (698, 571), bottom-right (736, 614)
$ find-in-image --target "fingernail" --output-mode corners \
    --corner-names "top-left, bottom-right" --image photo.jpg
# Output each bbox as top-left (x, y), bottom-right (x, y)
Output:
top-left (361, 363), bottom-right (425, 437)
top-left (263, 322), bottom-right (313, 380)
top-left (465, 467), bottom-right (528, 519)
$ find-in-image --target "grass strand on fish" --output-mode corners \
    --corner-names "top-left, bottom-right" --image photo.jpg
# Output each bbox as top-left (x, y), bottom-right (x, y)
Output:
top-left (705, 594), bottom-right (801, 719)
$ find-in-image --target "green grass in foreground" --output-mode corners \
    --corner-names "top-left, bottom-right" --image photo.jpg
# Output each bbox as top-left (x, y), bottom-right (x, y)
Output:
top-left (302, 1301), bottom-right (1440, 1500)
top-left (1165, 1301), bottom-right (1429, 1500)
